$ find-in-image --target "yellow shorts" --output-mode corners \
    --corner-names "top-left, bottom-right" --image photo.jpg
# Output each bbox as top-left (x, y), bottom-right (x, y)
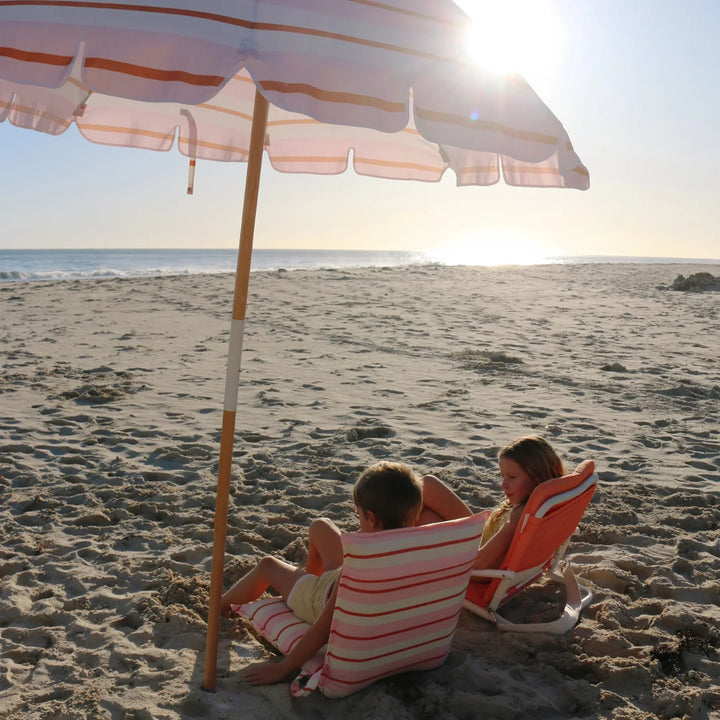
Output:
top-left (287, 567), bottom-right (341, 624)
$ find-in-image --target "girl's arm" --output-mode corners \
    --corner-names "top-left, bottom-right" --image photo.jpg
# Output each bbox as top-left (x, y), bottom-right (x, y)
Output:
top-left (473, 505), bottom-right (523, 570)
top-left (243, 583), bottom-right (339, 685)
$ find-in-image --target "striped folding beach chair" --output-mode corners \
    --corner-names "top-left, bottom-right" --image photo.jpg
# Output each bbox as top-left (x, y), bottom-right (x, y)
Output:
top-left (233, 512), bottom-right (486, 697)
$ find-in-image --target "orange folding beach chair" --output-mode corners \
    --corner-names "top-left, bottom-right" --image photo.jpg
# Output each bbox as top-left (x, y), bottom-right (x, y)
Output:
top-left (232, 513), bottom-right (485, 698)
top-left (463, 460), bottom-right (598, 634)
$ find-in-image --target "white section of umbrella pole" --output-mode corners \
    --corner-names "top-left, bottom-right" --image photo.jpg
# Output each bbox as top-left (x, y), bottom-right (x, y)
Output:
top-left (203, 89), bottom-right (270, 692)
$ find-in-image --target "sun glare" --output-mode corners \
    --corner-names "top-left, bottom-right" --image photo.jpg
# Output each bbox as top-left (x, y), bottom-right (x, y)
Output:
top-left (428, 230), bottom-right (554, 267)
top-left (457, 0), bottom-right (563, 77)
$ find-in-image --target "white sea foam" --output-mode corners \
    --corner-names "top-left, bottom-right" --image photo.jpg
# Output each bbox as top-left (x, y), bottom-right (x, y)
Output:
top-left (1, 248), bottom-right (719, 283)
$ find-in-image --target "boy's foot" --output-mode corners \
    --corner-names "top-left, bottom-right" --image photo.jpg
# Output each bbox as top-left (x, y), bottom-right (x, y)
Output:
top-left (220, 598), bottom-right (233, 618)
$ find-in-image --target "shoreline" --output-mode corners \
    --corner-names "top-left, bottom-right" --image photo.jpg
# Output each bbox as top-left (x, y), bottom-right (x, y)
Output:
top-left (2, 254), bottom-right (720, 285)
top-left (1, 263), bottom-right (718, 719)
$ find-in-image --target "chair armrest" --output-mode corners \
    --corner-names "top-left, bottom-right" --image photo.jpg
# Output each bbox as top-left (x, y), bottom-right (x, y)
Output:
top-left (470, 569), bottom-right (513, 580)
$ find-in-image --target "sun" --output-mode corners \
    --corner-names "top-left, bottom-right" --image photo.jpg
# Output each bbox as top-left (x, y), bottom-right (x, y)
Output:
top-left (427, 229), bottom-right (555, 267)
top-left (456, 0), bottom-right (563, 77)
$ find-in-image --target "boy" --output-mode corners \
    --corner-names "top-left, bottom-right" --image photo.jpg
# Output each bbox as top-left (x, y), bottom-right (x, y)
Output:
top-left (220, 461), bottom-right (423, 685)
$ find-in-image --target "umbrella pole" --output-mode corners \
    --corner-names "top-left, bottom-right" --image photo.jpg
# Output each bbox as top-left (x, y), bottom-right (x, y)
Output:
top-left (203, 88), bottom-right (269, 692)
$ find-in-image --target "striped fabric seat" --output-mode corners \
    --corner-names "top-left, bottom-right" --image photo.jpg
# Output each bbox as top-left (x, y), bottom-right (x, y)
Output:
top-left (233, 512), bottom-right (486, 698)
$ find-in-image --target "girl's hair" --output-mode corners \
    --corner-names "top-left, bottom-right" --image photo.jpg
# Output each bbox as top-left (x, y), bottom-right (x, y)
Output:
top-left (498, 435), bottom-right (565, 486)
top-left (353, 461), bottom-right (423, 530)
top-left (483, 436), bottom-right (566, 539)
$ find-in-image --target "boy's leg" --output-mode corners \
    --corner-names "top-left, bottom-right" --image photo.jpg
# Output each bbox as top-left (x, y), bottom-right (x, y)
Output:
top-left (221, 556), bottom-right (303, 616)
top-left (417, 475), bottom-right (473, 525)
top-left (305, 518), bottom-right (343, 576)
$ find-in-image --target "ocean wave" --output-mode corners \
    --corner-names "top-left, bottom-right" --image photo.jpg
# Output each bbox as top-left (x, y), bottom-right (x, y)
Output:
top-left (0, 271), bottom-right (26, 281)
top-left (0, 267), bottom-right (236, 283)
top-left (0, 249), bottom-right (436, 283)
top-left (2, 249), bottom-right (718, 284)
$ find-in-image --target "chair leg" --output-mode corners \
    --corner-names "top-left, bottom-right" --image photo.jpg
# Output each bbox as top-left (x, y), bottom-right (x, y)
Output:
top-left (491, 565), bottom-right (592, 635)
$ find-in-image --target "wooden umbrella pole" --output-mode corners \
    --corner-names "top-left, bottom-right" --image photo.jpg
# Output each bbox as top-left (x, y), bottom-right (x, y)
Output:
top-left (203, 88), bottom-right (269, 692)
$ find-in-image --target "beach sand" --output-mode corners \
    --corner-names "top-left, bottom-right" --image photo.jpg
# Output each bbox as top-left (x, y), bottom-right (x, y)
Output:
top-left (1, 263), bottom-right (718, 720)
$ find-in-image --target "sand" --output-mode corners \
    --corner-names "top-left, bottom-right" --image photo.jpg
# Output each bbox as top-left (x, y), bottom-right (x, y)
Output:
top-left (1, 262), bottom-right (718, 720)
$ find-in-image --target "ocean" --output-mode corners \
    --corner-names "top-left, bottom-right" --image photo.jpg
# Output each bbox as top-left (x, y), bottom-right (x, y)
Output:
top-left (1, 248), bottom-right (718, 283)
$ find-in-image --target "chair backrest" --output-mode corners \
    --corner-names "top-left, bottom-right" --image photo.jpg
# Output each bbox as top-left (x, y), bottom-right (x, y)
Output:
top-left (313, 512), bottom-right (486, 698)
top-left (467, 460), bottom-right (597, 609)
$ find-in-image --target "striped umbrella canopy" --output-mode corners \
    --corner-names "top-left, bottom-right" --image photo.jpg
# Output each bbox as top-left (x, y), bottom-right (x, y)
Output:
top-left (0, 1), bottom-right (589, 190)
top-left (0, 0), bottom-right (589, 691)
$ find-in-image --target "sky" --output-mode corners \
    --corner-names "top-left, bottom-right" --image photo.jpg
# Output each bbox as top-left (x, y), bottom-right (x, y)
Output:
top-left (2, 0), bottom-right (719, 262)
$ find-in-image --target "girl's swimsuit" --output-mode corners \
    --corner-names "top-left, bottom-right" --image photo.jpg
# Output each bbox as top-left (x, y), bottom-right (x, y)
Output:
top-left (480, 503), bottom-right (515, 545)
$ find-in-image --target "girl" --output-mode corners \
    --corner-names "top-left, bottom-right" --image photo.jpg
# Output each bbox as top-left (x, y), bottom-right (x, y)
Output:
top-left (419, 435), bottom-right (565, 570)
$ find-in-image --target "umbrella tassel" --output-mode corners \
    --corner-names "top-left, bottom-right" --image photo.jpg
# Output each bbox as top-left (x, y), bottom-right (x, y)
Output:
top-left (187, 158), bottom-right (196, 195)
top-left (181, 108), bottom-right (199, 195)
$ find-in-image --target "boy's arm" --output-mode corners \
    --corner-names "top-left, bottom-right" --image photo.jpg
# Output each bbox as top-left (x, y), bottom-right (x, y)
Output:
top-left (243, 583), bottom-right (339, 685)
top-left (417, 475), bottom-right (472, 525)
top-left (306, 518), bottom-right (343, 576)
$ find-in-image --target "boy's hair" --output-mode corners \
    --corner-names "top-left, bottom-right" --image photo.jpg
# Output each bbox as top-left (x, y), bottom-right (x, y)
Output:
top-left (353, 461), bottom-right (422, 530)
top-left (498, 435), bottom-right (565, 485)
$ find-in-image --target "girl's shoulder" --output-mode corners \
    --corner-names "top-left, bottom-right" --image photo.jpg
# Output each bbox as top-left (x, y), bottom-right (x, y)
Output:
top-left (492, 502), bottom-right (527, 538)
top-left (506, 502), bottom-right (526, 528)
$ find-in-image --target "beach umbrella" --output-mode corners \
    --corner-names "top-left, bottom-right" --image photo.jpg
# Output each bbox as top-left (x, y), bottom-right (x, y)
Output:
top-left (0, 0), bottom-right (589, 691)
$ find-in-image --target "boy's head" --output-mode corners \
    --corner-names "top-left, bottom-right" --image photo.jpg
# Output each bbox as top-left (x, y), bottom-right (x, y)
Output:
top-left (353, 461), bottom-right (422, 531)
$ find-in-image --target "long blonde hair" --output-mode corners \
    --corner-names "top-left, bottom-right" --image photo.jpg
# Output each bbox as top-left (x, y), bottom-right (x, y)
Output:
top-left (498, 435), bottom-right (565, 486)
top-left (482, 436), bottom-right (565, 544)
